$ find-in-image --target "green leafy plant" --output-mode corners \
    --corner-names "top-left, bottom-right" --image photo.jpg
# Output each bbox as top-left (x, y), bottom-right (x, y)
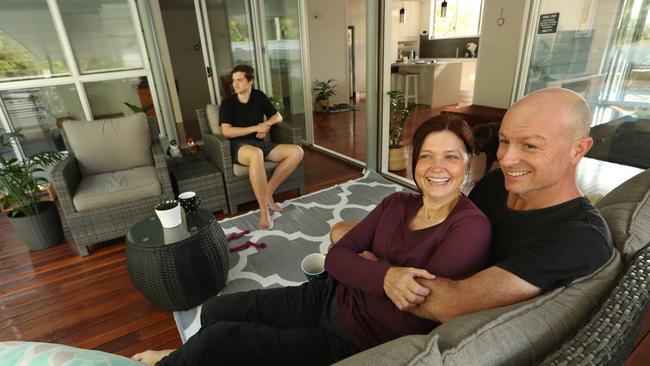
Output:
top-left (0, 131), bottom-right (65, 217)
top-left (387, 90), bottom-right (419, 148)
top-left (154, 198), bottom-right (178, 211)
top-left (312, 79), bottom-right (336, 103)
top-left (124, 102), bottom-right (153, 114)
top-left (269, 95), bottom-right (283, 113)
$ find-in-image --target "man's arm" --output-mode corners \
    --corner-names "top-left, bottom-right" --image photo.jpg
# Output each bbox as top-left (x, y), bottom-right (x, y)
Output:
top-left (221, 122), bottom-right (269, 139)
top-left (409, 266), bottom-right (541, 323)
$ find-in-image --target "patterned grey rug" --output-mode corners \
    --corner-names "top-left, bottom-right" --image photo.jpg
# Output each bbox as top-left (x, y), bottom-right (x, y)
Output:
top-left (174, 170), bottom-right (410, 342)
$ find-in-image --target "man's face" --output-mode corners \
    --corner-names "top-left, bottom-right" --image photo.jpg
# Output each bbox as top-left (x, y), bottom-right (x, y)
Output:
top-left (496, 104), bottom-right (576, 201)
top-left (232, 72), bottom-right (253, 95)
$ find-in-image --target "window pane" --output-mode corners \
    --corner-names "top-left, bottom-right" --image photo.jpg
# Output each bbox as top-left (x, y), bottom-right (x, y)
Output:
top-left (433, 0), bottom-right (457, 38)
top-left (85, 77), bottom-right (153, 119)
top-left (0, 0), bottom-right (70, 81)
top-left (433, 0), bottom-right (482, 38)
top-left (1, 85), bottom-right (84, 155)
top-left (58, 0), bottom-right (143, 73)
top-left (455, 0), bottom-right (482, 36)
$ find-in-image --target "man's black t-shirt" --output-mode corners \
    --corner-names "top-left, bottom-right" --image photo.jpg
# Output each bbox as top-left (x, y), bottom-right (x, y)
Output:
top-left (219, 89), bottom-right (277, 144)
top-left (468, 169), bottom-right (613, 291)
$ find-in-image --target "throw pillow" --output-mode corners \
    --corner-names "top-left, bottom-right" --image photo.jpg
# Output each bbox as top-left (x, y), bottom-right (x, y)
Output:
top-left (596, 169), bottom-right (650, 263)
top-left (0, 342), bottom-right (142, 366)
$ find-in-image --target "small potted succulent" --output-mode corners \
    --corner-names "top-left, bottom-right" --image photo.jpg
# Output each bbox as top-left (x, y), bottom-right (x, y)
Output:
top-left (387, 90), bottom-right (419, 171)
top-left (1, 131), bottom-right (66, 251)
top-left (154, 198), bottom-right (182, 228)
top-left (312, 79), bottom-right (336, 113)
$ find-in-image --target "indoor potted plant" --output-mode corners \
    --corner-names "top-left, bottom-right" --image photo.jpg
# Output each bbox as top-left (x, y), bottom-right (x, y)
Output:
top-left (312, 79), bottom-right (336, 113)
top-left (387, 90), bottom-right (419, 171)
top-left (0, 131), bottom-right (66, 251)
top-left (154, 198), bottom-right (182, 228)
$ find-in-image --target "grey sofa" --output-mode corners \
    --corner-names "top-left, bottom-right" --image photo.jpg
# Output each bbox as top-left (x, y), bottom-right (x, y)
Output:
top-left (337, 168), bottom-right (650, 366)
top-left (196, 105), bottom-right (305, 214)
top-left (51, 113), bottom-right (173, 256)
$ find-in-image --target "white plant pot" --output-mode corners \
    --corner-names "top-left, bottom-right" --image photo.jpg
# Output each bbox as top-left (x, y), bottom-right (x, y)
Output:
top-left (155, 204), bottom-right (182, 228)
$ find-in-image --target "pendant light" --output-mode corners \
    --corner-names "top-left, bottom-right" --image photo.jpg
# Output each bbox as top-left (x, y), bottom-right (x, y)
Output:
top-left (441, 0), bottom-right (448, 17)
top-left (399, 1), bottom-right (406, 24)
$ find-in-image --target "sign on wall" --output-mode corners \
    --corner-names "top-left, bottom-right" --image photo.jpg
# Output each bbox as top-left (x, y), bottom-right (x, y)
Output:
top-left (538, 13), bottom-right (560, 34)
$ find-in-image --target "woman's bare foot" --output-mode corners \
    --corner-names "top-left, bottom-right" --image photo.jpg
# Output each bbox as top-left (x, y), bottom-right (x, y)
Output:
top-left (266, 198), bottom-right (283, 213)
top-left (259, 210), bottom-right (273, 230)
top-left (131, 349), bottom-right (174, 366)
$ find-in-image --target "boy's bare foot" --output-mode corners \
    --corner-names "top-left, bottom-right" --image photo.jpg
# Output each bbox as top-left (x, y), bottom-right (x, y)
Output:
top-left (266, 199), bottom-right (283, 213)
top-left (132, 349), bottom-right (175, 365)
top-left (259, 210), bottom-right (273, 230)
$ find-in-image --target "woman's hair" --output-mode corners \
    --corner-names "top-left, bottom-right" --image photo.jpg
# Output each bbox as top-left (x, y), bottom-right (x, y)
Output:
top-left (231, 64), bottom-right (255, 81)
top-left (410, 114), bottom-right (477, 185)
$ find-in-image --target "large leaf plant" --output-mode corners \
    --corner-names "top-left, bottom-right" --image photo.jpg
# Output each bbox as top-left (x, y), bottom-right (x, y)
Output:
top-left (387, 90), bottom-right (419, 148)
top-left (0, 131), bottom-right (65, 217)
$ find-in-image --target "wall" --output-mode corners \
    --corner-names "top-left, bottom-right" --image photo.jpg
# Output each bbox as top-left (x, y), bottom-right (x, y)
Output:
top-left (306, 0), bottom-right (349, 104)
top-left (160, 6), bottom-right (211, 123)
top-left (473, 0), bottom-right (530, 108)
top-left (348, 0), bottom-right (366, 95)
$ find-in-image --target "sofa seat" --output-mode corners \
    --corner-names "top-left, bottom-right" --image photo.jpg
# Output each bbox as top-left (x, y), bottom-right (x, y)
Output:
top-left (73, 166), bottom-right (162, 211)
top-left (232, 161), bottom-right (278, 177)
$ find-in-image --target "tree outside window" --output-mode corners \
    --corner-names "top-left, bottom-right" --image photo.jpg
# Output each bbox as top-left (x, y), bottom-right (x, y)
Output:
top-left (431, 0), bottom-right (482, 39)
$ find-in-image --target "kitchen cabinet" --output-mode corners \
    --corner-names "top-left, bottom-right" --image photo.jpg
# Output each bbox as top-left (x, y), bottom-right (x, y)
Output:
top-left (392, 1), bottom-right (421, 41)
top-left (394, 60), bottom-right (468, 108)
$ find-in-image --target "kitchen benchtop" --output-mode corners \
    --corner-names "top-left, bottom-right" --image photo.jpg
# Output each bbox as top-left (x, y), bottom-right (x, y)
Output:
top-left (391, 58), bottom-right (477, 67)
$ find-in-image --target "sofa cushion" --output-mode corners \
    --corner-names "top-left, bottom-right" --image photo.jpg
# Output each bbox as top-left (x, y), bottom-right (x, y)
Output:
top-left (206, 104), bottom-right (221, 135)
top-left (596, 169), bottom-right (650, 263)
top-left (73, 166), bottom-right (162, 211)
top-left (0, 341), bottom-right (141, 366)
top-left (63, 113), bottom-right (153, 176)
top-left (233, 161), bottom-right (278, 177)
top-left (335, 251), bottom-right (622, 366)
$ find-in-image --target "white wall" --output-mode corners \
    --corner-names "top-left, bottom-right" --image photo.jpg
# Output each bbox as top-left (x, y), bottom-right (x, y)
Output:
top-left (473, 0), bottom-right (530, 108)
top-left (348, 0), bottom-right (366, 94)
top-left (306, 0), bottom-right (350, 104)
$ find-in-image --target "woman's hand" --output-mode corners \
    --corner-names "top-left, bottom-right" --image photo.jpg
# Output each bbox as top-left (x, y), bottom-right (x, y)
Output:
top-left (384, 267), bottom-right (436, 311)
top-left (359, 251), bottom-right (378, 261)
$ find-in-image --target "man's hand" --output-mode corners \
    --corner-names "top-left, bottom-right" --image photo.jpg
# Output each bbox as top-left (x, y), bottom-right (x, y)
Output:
top-left (256, 132), bottom-right (267, 139)
top-left (256, 122), bottom-right (270, 133)
top-left (384, 267), bottom-right (436, 311)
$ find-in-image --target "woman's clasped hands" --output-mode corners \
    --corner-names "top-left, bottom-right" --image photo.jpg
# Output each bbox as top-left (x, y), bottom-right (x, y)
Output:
top-left (384, 267), bottom-right (436, 310)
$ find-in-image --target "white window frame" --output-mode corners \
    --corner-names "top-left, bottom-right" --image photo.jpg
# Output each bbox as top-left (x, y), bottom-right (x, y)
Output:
top-left (428, 0), bottom-right (483, 40)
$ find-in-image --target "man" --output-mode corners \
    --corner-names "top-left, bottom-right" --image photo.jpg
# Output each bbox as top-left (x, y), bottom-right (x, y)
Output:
top-left (331, 87), bottom-right (613, 322)
top-left (220, 65), bottom-right (303, 230)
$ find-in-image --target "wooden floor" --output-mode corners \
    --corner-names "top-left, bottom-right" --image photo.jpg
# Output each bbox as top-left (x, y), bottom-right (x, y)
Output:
top-left (1, 140), bottom-right (649, 364)
top-left (0, 147), bottom-right (362, 358)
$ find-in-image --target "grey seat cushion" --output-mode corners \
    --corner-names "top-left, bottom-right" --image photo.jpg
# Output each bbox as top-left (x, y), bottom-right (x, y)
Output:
top-left (335, 252), bottom-right (622, 366)
top-left (62, 113), bottom-right (153, 176)
top-left (206, 104), bottom-right (221, 135)
top-left (72, 166), bottom-right (162, 211)
top-left (596, 169), bottom-right (650, 263)
top-left (233, 161), bottom-right (278, 177)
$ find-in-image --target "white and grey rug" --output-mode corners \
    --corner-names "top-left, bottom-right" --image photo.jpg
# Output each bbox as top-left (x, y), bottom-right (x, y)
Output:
top-left (174, 170), bottom-right (411, 342)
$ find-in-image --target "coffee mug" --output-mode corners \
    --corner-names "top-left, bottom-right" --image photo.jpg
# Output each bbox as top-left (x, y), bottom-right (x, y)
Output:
top-left (300, 253), bottom-right (328, 282)
top-left (179, 191), bottom-right (201, 216)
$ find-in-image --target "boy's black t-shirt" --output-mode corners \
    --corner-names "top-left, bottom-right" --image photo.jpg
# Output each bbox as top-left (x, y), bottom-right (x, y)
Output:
top-left (468, 169), bottom-right (613, 290)
top-left (219, 89), bottom-right (277, 144)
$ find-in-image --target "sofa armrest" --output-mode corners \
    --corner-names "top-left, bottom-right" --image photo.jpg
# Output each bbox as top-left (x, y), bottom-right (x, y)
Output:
top-left (540, 243), bottom-right (650, 366)
top-left (203, 133), bottom-right (232, 174)
top-left (152, 142), bottom-right (173, 196)
top-left (271, 122), bottom-right (303, 145)
top-left (51, 154), bottom-right (81, 214)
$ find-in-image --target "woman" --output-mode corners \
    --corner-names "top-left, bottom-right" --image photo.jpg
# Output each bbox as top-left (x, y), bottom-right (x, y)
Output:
top-left (132, 115), bottom-right (491, 366)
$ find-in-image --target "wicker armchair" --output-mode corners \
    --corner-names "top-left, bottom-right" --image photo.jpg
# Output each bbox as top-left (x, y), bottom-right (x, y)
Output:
top-left (197, 106), bottom-right (305, 214)
top-left (51, 113), bottom-right (173, 256)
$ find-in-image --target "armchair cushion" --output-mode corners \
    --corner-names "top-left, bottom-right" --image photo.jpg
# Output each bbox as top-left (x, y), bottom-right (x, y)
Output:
top-left (62, 113), bottom-right (153, 176)
top-left (596, 169), bottom-right (650, 263)
top-left (0, 341), bottom-right (141, 366)
top-left (72, 166), bottom-right (162, 211)
top-left (206, 104), bottom-right (221, 135)
top-left (233, 161), bottom-right (278, 177)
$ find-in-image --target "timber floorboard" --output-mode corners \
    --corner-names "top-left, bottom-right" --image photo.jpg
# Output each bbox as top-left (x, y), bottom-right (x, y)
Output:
top-left (0, 147), bottom-right (361, 358)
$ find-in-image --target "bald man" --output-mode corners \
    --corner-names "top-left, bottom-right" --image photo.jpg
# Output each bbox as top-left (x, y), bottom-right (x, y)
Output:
top-left (331, 88), bottom-right (613, 323)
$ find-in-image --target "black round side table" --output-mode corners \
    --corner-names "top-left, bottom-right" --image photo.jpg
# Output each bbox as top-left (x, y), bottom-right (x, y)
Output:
top-left (126, 208), bottom-right (229, 311)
